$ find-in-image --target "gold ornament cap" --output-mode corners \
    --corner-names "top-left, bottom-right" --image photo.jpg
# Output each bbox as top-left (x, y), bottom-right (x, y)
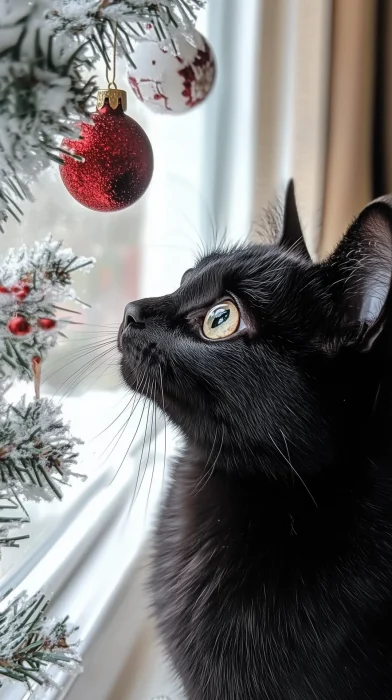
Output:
top-left (96, 88), bottom-right (127, 111)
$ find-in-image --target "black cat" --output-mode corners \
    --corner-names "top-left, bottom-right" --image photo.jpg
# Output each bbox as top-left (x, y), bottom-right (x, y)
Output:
top-left (119, 182), bottom-right (392, 699)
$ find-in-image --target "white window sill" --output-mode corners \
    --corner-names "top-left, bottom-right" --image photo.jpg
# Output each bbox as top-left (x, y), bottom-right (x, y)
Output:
top-left (0, 390), bottom-right (174, 700)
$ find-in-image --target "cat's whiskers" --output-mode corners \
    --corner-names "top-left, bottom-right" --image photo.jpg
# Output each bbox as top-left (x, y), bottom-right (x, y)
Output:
top-left (109, 375), bottom-right (153, 484)
top-left (191, 428), bottom-right (217, 495)
top-left (283, 237), bottom-right (310, 259)
top-left (192, 428), bottom-right (225, 496)
top-left (92, 358), bottom-right (148, 440)
top-left (58, 344), bottom-right (119, 401)
top-left (268, 430), bottom-right (318, 508)
top-left (372, 382), bottom-right (381, 415)
top-left (130, 379), bottom-right (156, 508)
top-left (171, 355), bottom-right (204, 392)
top-left (159, 365), bottom-right (168, 490)
top-left (104, 370), bottom-right (150, 470)
top-left (72, 352), bottom-right (120, 397)
top-left (145, 383), bottom-right (158, 516)
top-left (139, 383), bottom-right (156, 498)
top-left (43, 336), bottom-right (118, 383)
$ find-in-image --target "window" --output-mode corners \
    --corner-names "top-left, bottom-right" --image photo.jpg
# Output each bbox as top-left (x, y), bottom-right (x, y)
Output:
top-left (0, 2), bottom-right (262, 695)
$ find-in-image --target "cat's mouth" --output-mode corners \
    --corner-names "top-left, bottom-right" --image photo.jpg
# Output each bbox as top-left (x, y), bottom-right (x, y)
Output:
top-left (119, 321), bottom-right (165, 393)
top-left (118, 320), bottom-right (142, 352)
top-left (117, 320), bottom-right (127, 352)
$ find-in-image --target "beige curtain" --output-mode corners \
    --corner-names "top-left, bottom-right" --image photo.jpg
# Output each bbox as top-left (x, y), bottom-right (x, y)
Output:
top-left (385, 1), bottom-right (392, 190)
top-left (252, 0), bottom-right (391, 260)
top-left (320, 0), bottom-right (377, 257)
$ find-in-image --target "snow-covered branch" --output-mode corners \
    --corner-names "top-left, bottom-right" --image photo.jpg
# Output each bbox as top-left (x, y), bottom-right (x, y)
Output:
top-left (0, 590), bottom-right (81, 691)
top-left (0, 395), bottom-right (83, 502)
top-left (0, 235), bottom-right (94, 382)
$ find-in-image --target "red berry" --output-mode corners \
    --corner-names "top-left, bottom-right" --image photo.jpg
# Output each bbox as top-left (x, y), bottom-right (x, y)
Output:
top-left (8, 316), bottom-right (31, 336)
top-left (11, 284), bottom-right (31, 301)
top-left (37, 317), bottom-right (57, 331)
top-left (0, 286), bottom-right (9, 294)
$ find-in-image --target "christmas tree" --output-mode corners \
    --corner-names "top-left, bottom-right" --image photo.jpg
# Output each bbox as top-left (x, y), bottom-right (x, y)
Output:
top-left (0, 0), bottom-right (204, 692)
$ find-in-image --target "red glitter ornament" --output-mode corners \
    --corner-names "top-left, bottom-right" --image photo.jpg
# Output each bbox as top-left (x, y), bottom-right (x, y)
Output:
top-left (0, 286), bottom-right (9, 294)
top-left (37, 317), bottom-right (56, 331)
top-left (8, 316), bottom-right (31, 336)
top-left (60, 89), bottom-right (153, 212)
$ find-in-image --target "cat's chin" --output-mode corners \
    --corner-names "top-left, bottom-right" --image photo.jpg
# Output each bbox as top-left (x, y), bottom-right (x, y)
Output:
top-left (119, 348), bottom-right (165, 402)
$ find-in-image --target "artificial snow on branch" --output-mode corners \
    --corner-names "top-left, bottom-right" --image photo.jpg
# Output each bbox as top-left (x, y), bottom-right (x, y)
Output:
top-left (0, 590), bottom-right (81, 691)
top-left (0, 235), bottom-right (94, 381)
top-left (0, 395), bottom-right (83, 502)
top-left (0, 492), bottom-right (30, 550)
top-left (50, 0), bottom-right (206, 64)
top-left (0, 0), bottom-right (205, 229)
top-left (0, 0), bottom-right (97, 230)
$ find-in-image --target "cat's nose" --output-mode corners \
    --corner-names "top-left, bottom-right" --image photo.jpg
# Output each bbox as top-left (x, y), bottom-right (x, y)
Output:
top-left (123, 303), bottom-right (145, 329)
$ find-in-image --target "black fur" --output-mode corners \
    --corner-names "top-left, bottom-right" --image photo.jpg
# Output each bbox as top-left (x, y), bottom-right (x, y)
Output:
top-left (119, 183), bottom-right (392, 699)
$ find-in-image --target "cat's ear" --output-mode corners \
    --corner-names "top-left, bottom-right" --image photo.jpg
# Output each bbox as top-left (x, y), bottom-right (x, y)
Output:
top-left (279, 180), bottom-right (311, 261)
top-left (324, 195), bottom-right (392, 349)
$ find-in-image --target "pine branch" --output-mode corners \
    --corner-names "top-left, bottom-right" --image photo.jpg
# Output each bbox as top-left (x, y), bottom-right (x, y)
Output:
top-left (0, 235), bottom-right (94, 382)
top-left (0, 396), bottom-right (83, 502)
top-left (0, 0), bottom-right (99, 230)
top-left (50, 1), bottom-right (204, 38)
top-left (0, 493), bottom-right (30, 550)
top-left (0, 590), bottom-right (81, 691)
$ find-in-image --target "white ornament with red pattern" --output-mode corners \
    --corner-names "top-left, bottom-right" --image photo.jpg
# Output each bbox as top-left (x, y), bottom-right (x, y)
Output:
top-left (128, 29), bottom-right (216, 115)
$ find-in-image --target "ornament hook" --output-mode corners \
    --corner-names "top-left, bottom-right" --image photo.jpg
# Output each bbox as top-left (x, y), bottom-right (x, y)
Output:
top-left (106, 22), bottom-right (118, 90)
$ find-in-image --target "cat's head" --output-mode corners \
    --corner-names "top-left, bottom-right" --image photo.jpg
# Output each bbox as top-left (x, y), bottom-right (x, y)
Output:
top-left (119, 182), bottom-right (392, 476)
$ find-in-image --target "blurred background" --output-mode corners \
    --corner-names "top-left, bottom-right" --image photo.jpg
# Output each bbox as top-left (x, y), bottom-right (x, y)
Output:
top-left (1, 0), bottom-right (392, 697)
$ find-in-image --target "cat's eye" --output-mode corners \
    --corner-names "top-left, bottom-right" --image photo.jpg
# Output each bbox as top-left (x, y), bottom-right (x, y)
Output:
top-left (202, 300), bottom-right (240, 340)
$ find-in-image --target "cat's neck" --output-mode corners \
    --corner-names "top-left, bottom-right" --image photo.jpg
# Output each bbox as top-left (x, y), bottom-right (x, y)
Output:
top-left (181, 435), bottom-right (370, 504)
top-left (173, 441), bottom-right (375, 541)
